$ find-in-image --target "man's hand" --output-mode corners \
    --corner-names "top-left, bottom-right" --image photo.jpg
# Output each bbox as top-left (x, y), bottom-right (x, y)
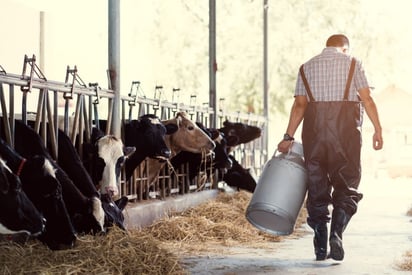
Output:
top-left (277, 140), bottom-right (293, 154)
top-left (373, 131), bottom-right (383, 150)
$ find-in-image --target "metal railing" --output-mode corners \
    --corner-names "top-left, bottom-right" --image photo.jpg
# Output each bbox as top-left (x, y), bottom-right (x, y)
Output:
top-left (0, 55), bottom-right (267, 202)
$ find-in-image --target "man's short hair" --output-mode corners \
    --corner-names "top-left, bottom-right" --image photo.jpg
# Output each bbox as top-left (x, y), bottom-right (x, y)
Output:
top-left (326, 34), bottom-right (350, 48)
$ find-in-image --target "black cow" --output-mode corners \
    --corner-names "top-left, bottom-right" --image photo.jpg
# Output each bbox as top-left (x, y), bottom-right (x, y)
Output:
top-left (218, 120), bottom-right (262, 148)
top-left (0, 157), bottom-right (45, 241)
top-left (123, 114), bottom-right (177, 180)
top-left (223, 155), bottom-right (257, 193)
top-left (0, 137), bottom-right (76, 250)
top-left (9, 120), bottom-right (107, 237)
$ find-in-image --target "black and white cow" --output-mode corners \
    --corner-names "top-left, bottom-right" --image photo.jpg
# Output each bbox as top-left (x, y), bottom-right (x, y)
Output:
top-left (123, 114), bottom-right (178, 180)
top-left (95, 114), bottom-right (177, 181)
top-left (10, 120), bottom-right (107, 237)
top-left (54, 128), bottom-right (124, 233)
top-left (84, 127), bottom-right (135, 198)
top-left (0, 137), bottom-right (77, 250)
top-left (0, 157), bottom-right (45, 241)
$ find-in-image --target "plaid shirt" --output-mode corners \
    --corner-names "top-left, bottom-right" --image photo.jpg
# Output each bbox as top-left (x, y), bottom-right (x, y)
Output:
top-left (295, 47), bottom-right (370, 101)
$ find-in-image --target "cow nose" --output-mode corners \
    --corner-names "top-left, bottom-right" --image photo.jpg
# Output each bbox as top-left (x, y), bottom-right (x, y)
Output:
top-left (161, 148), bottom-right (171, 158)
top-left (105, 186), bottom-right (118, 198)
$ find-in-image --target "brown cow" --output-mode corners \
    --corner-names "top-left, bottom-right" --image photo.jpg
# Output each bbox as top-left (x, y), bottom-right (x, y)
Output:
top-left (144, 112), bottom-right (215, 188)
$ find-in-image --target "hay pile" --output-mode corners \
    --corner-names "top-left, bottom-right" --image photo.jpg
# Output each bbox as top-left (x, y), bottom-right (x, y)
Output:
top-left (0, 227), bottom-right (184, 275)
top-left (398, 251), bottom-right (412, 271)
top-left (0, 190), bottom-right (308, 274)
top-left (144, 191), bottom-right (307, 249)
top-left (398, 207), bottom-right (412, 271)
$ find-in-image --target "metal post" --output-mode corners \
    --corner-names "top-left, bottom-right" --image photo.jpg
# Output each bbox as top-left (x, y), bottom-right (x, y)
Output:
top-left (263, 0), bottom-right (269, 157)
top-left (108, 0), bottom-right (121, 137)
top-left (39, 11), bottom-right (45, 72)
top-left (209, 0), bottom-right (217, 128)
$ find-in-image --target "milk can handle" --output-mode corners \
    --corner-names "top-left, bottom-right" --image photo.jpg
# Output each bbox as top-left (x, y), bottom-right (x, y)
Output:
top-left (272, 144), bottom-right (293, 158)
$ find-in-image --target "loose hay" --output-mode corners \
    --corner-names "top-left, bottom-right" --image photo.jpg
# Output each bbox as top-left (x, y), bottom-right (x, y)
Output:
top-left (0, 226), bottom-right (184, 275)
top-left (144, 191), bottom-right (308, 249)
top-left (398, 250), bottom-right (412, 271)
top-left (0, 190), bottom-right (308, 274)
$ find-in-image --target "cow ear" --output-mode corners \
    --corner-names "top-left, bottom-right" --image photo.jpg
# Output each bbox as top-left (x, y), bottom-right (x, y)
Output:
top-left (165, 124), bottom-right (178, 135)
top-left (226, 135), bottom-right (240, 147)
top-left (115, 196), bottom-right (128, 211)
top-left (123, 146), bottom-right (136, 158)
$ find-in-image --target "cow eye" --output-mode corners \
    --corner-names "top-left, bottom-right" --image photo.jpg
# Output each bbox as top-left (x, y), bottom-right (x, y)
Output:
top-left (188, 125), bottom-right (194, 131)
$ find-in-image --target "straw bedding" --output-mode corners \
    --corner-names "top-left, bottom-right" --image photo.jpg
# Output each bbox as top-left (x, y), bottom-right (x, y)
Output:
top-left (0, 190), bottom-right (307, 274)
top-left (398, 207), bottom-right (412, 271)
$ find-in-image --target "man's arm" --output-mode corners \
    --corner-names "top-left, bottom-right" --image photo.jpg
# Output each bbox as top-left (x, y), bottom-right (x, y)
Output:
top-left (358, 87), bottom-right (383, 150)
top-left (277, 95), bottom-right (308, 153)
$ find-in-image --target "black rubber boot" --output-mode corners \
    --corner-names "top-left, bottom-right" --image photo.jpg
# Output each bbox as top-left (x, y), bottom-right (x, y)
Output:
top-left (313, 223), bottom-right (328, 261)
top-left (329, 208), bottom-right (350, 261)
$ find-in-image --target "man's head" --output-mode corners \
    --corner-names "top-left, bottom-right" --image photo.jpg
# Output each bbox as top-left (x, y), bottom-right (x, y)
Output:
top-left (326, 34), bottom-right (350, 53)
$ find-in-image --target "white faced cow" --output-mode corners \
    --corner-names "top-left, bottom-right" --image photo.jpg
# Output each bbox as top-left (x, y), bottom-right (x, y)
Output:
top-left (144, 111), bottom-right (215, 187)
top-left (89, 128), bottom-right (135, 198)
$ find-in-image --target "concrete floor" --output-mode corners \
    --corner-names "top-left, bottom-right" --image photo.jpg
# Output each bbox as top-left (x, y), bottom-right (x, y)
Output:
top-left (182, 173), bottom-right (412, 274)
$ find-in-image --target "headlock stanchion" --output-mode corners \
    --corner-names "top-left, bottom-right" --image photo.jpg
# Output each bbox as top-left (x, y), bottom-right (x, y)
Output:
top-left (0, 54), bottom-right (267, 202)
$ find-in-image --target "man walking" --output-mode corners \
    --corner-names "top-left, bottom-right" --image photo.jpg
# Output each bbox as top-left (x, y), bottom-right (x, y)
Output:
top-left (278, 34), bottom-right (383, 261)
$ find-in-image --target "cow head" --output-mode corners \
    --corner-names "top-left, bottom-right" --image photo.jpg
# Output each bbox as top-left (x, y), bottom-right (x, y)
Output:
top-left (124, 114), bottom-right (177, 180)
top-left (0, 158), bottom-right (45, 240)
top-left (219, 120), bottom-right (262, 146)
top-left (19, 156), bottom-right (77, 250)
top-left (91, 128), bottom-right (135, 197)
top-left (163, 112), bottom-right (215, 156)
top-left (0, 136), bottom-right (75, 249)
top-left (223, 155), bottom-right (256, 193)
top-left (100, 194), bottom-right (128, 230)
top-left (125, 114), bottom-right (177, 161)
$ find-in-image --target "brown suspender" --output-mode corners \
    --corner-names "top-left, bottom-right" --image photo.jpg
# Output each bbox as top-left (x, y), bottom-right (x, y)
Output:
top-left (299, 58), bottom-right (356, 101)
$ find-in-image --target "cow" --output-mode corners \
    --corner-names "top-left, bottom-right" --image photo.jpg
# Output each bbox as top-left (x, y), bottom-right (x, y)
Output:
top-left (171, 123), bottom-right (238, 183)
top-left (223, 155), bottom-right (257, 193)
top-left (123, 114), bottom-right (178, 180)
top-left (144, 112), bottom-right (215, 189)
top-left (218, 120), bottom-right (262, 149)
top-left (8, 120), bottom-right (107, 237)
top-left (0, 157), bottom-right (45, 242)
top-left (84, 127), bottom-right (135, 198)
top-left (55, 128), bottom-right (129, 231)
top-left (0, 138), bottom-right (75, 250)
top-left (93, 114), bottom-right (178, 181)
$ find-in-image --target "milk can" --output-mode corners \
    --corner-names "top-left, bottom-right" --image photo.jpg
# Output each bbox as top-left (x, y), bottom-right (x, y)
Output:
top-left (246, 142), bottom-right (308, 235)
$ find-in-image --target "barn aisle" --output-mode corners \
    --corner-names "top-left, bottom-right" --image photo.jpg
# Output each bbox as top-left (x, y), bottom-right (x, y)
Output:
top-left (182, 172), bottom-right (412, 274)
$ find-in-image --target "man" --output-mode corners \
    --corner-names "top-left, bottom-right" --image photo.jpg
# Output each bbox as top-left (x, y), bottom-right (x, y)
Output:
top-left (277, 34), bottom-right (383, 261)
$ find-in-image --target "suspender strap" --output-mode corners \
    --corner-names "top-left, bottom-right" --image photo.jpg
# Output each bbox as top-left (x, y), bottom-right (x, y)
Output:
top-left (343, 58), bottom-right (356, 100)
top-left (299, 65), bottom-right (315, 102)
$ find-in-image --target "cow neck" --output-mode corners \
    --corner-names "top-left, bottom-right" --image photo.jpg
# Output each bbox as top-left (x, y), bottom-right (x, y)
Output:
top-left (165, 134), bottom-right (179, 158)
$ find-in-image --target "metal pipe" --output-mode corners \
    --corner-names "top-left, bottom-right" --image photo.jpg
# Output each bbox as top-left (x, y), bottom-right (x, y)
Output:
top-left (263, 0), bottom-right (269, 158)
top-left (209, 0), bottom-right (217, 128)
top-left (108, 0), bottom-right (121, 138)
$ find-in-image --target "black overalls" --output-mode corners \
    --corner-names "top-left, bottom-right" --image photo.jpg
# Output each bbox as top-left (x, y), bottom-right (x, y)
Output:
top-left (300, 59), bottom-right (364, 228)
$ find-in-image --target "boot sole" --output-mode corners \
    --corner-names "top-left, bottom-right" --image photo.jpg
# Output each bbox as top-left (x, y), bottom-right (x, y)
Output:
top-left (329, 237), bottom-right (344, 261)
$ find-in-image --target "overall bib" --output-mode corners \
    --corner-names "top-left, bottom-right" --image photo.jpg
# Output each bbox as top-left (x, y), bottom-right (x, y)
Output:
top-left (300, 59), bottom-right (364, 228)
